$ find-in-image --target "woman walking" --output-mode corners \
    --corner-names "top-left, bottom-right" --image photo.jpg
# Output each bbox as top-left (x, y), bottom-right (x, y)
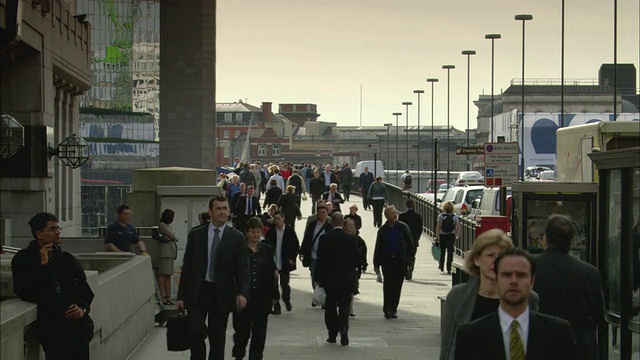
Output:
top-left (157, 209), bottom-right (179, 305)
top-left (435, 201), bottom-right (459, 274)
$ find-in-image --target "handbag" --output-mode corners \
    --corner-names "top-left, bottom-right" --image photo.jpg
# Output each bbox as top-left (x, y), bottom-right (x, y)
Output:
top-left (312, 285), bottom-right (326, 307)
top-left (166, 311), bottom-right (190, 351)
top-left (431, 241), bottom-right (441, 261)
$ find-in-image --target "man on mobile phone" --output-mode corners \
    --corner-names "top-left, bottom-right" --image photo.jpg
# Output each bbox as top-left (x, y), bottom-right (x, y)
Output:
top-left (11, 212), bottom-right (95, 360)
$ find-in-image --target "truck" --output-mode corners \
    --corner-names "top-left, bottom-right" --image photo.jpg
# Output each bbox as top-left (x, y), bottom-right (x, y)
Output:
top-left (555, 121), bottom-right (639, 182)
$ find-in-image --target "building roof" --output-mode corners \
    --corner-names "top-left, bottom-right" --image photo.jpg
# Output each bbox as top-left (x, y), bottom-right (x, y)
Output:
top-left (502, 84), bottom-right (615, 95)
top-left (216, 102), bottom-right (262, 113)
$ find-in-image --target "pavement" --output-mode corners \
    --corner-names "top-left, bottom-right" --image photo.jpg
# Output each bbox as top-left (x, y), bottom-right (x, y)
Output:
top-left (127, 196), bottom-right (454, 360)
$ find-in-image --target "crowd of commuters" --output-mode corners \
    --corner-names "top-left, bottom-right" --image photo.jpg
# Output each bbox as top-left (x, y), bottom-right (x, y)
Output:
top-left (9, 159), bottom-right (607, 360)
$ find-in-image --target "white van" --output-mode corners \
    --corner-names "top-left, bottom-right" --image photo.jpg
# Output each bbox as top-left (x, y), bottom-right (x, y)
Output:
top-left (354, 160), bottom-right (385, 179)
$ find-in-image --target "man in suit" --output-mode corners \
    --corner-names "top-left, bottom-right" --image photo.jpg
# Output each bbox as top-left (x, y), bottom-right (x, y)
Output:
top-left (455, 248), bottom-right (577, 360)
top-left (398, 199), bottom-right (423, 281)
top-left (234, 186), bottom-right (259, 233)
top-left (322, 183), bottom-right (345, 213)
top-left (299, 204), bottom-right (332, 294)
top-left (265, 211), bottom-right (300, 314)
top-left (339, 163), bottom-right (354, 201)
top-left (373, 205), bottom-right (415, 319)
top-left (358, 166), bottom-right (375, 210)
top-left (315, 212), bottom-right (361, 346)
top-left (177, 196), bottom-right (250, 360)
top-left (309, 170), bottom-right (326, 215)
top-left (533, 214), bottom-right (604, 360)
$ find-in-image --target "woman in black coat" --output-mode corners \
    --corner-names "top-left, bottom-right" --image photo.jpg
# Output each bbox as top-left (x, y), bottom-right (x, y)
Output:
top-left (277, 185), bottom-right (301, 230)
top-left (263, 179), bottom-right (283, 210)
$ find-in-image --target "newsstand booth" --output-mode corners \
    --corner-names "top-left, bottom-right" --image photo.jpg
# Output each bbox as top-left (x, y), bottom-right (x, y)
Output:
top-left (511, 182), bottom-right (599, 263)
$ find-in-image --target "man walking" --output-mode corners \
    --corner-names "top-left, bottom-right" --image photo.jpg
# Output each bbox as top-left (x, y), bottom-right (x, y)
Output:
top-left (316, 213), bottom-right (361, 346)
top-left (533, 214), bottom-right (604, 360)
top-left (322, 183), bottom-right (345, 213)
top-left (309, 170), bottom-right (326, 215)
top-left (455, 248), bottom-right (577, 360)
top-left (299, 205), bottom-right (332, 295)
top-left (339, 163), bottom-right (353, 201)
top-left (177, 196), bottom-right (250, 360)
top-left (373, 206), bottom-right (415, 319)
top-left (234, 185), bottom-right (259, 232)
top-left (12, 212), bottom-right (95, 360)
top-left (322, 165), bottom-right (338, 191)
top-left (398, 199), bottom-right (423, 280)
top-left (265, 212), bottom-right (300, 314)
top-left (358, 166), bottom-right (374, 210)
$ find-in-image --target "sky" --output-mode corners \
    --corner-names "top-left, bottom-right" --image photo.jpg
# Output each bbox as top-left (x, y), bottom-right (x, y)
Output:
top-left (216, 0), bottom-right (639, 131)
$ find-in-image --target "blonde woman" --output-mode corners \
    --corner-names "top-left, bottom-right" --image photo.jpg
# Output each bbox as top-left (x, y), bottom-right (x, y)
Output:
top-left (439, 229), bottom-right (539, 360)
top-left (435, 201), bottom-right (460, 274)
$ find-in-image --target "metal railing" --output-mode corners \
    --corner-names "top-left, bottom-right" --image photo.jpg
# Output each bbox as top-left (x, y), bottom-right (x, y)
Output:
top-left (97, 226), bottom-right (157, 238)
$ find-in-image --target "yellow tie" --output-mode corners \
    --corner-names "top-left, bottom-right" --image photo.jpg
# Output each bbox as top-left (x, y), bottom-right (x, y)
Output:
top-left (510, 320), bottom-right (525, 360)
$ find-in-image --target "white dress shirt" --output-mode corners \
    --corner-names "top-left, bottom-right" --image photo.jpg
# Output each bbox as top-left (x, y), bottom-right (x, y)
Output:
top-left (274, 226), bottom-right (284, 270)
top-left (205, 223), bottom-right (226, 283)
top-left (498, 306), bottom-right (530, 359)
top-left (310, 220), bottom-right (327, 260)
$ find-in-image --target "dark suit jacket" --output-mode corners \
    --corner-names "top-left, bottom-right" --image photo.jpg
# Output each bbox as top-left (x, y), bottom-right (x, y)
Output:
top-left (398, 209), bottom-right (423, 249)
top-left (322, 191), bottom-right (345, 213)
top-left (177, 224), bottom-right (250, 313)
top-left (455, 311), bottom-right (577, 360)
top-left (263, 187), bottom-right (283, 209)
top-left (277, 193), bottom-right (300, 226)
top-left (309, 178), bottom-right (326, 199)
top-left (533, 248), bottom-right (604, 360)
top-left (358, 172), bottom-right (374, 193)
top-left (235, 195), bottom-right (259, 218)
top-left (299, 219), bottom-right (333, 267)
top-left (245, 242), bottom-right (277, 314)
top-left (265, 225), bottom-right (300, 273)
top-left (373, 220), bottom-right (415, 270)
top-left (315, 228), bottom-right (360, 297)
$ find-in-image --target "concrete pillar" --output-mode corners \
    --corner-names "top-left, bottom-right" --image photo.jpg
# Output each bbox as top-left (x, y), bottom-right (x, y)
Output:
top-left (159, 0), bottom-right (216, 170)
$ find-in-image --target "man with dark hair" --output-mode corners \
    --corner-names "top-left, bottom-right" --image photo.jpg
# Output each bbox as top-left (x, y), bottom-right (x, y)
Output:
top-left (12, 212), bottom-right (95, 359)
top-left (177, 196), bottom-right (250, 359)
top-left (358, 166), bottom-right (375, 210)
top-left (105, 204), bottom-right (147, 254)
top-left (339, 163), bottom-right (353, 201)
top-left (316, 212), bottom-right (361, 346)
top-left (309, 169), bottom-right (326, 215)
top-left (239, 163), bottom-right (256, 189)
top-left (533, 214), bottom-right (604, 360)
top-left (398, 199), bottom-right (423, 280)
top-left (299, 204), bottom-right (332, 295)
top-left (265, 211), bottom-right (300, 314)
top-left (234, 185), bottom-right (259, 232)
top-left (455, 247), bottom-right (577, 360)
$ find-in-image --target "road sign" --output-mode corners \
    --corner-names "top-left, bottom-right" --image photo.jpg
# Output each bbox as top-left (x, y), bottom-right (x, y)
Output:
top-left (456, 146), bottom-right (485, 155)
top-left (484, 142), bottom-right (519, 187)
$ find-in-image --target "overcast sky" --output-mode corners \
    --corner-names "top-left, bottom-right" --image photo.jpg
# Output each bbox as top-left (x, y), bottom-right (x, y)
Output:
top-left (217, 0), bottom-right (639, 130)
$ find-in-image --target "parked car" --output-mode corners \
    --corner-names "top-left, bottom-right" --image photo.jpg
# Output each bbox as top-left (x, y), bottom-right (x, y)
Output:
top-left (440, 185), bottom-right (485, 215)
top-left (525, 166), bottom-right (552, 180)
top-left (426, 179), bottom-right (447, 194)
top-left (436, 183), bottom-right (449, 202)
top-left (453, 171), bottom-right (484, 187)
top-left (476, 187), bottom-right (512, 218)
top-left (537, 170), bottom-right (556, 182)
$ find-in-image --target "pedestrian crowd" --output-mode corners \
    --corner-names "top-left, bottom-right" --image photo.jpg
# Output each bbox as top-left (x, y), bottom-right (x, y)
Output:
top-left (9, 160), bottom-right (606, 360)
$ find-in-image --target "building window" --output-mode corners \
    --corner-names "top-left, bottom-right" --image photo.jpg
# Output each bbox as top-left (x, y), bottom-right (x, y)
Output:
top-left (234, 130), bottom-right (240, 138)
top-left (258, 144), bottom-right (266, 156)
top-left (224, 113), bottom-right (232, 123)
top-left (223, 130), bottom-right (229, 139)
top-left (223, 147), bottom-right (229, 158)
top-left (235, 113), bottom-right (242, 121)
top-left (272, 144), bottom-right (280, 156)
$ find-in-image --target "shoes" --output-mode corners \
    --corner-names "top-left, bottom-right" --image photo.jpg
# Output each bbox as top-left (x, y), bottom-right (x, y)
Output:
top-left (447, 271), bottom-right (452, 275)
top-left (405, 272), bottom-right (413, 281)
top-left (311, 302), bottom-right (317, 308)
top-left (438, 266), bottom-right (443, 272)
top-left (326, 335), bottom-right (337, 343)
top-left (391, 311), bottom-right (398, 319)
top-left (384, 311), bottom-right (392, 319)
top-left (272, 304), bottom-right (282, 315)
top-left (162, 299), bottom-right (175, 306)
top-left (340, 335), bottom-right (349, 346)
top-left (350, 312), bottom-right (355, 317)
top-left (284, 301), bottom-right (292, 312)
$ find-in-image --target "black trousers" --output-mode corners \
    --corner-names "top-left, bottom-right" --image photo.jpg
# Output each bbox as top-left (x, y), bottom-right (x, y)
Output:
top-left (371, 199), bottom-right (385, 227)
top-left (187, 282), bottom-right (229, 360)
top-left (274, 270), bottom-right (291, 304)
top-left (311, 196), bottom-right (319, 214)
top-left (232, 305), bottom-right (269, 360)
top-left (342, 185), bottom-right (351, 201)
top-left (439, 234), bottom-right (455, 272)
top-left (42, 338), bottom-right (89, 360)
top-left (361, 191), bottom-right (369, 209)
top-left (381, 257), bottom-right (406, 314)
top-left (324, 290), bottom-right (352, 338)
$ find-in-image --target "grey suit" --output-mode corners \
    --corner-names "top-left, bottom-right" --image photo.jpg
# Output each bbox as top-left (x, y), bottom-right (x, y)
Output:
top-left (177, 224), bottom-right (250, 359)
top-left (440, 276), bottom-right (540, 360)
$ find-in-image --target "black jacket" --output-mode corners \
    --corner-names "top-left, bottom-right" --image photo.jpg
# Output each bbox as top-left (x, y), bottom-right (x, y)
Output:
top-left (12, 241), bottom-right (94, 343)
top-left (309, 178), bottom-right (326, 199)
top-left (322, 191), bottom-right (345, 213)
top-left (315, 228), bottom-right (361, 296)
top-left (245, 242), bottom-right (278, 314)
top-left (263, 187), bottom-right (283, 210)
top-left (299, 219), bottom-right (333, 267)
top-left (277, 193), bottom-right (300, 226)
top-left (265, 225), bottom-right (301, 273)
top-left (398, 209), bottom-right (423, 249)
top-left (373, 220), bottom-right (415, 269)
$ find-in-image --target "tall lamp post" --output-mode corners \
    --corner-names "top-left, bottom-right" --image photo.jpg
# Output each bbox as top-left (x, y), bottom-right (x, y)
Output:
top-left (413, 90), bottom-right (424, 191)
top-left (515, 15), bottom-right (533, 179)
top-left (384, 123), bottom-right (393, 182)
top-left (402, 102), bottom-right (412, 174)
top-left (442, 64), bottom-right (455, 187)
top-left (461, 50), bottom-right (476, 171)
top-left (427, 78), bottom-right (438, 205)
top-left (485, 34), bottom-right (501, 142)
top-left (393, 112), bottom-right (402, 183)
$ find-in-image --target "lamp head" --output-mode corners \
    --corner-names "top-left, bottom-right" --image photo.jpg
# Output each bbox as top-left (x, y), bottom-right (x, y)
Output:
top-left (485, 34), bottom-right (502, 39)
top-left (402, 102), bottom-right (413, 106)
top-left (461, 50), bottom-right (477, 55)
top-left (413, 90), bottom-right (425, 94)
top-left (426, 78), bottom-right (439, 83)
top-left (515, 14), bottom-right (533, 21)
top-left (392, 112), bottom-right (402, 116)
top-left (383, 123), bottom-right (393, 127)
top-left (442, 65), bottom-right (455, 70)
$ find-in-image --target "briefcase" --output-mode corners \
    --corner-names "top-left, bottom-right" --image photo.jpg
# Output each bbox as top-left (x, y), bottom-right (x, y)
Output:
top-left (166, 312), bottom-right (190, 351)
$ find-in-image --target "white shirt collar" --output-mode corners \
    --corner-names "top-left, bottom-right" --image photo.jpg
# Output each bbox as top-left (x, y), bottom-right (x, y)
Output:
top-left (209, 222), bottom-right (226, 235)
top-left (498, 305), bottom-right (530, 357)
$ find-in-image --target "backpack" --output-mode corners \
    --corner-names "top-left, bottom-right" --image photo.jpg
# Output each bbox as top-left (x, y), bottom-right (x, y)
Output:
top-left (441, 213), bottom-right (455, 233)
top-left (404, 174), bottom-right (412, 184)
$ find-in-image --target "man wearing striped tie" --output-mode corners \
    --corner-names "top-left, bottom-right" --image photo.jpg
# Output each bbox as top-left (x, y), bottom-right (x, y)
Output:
top-left (454, 248), bottom-right (577, 360)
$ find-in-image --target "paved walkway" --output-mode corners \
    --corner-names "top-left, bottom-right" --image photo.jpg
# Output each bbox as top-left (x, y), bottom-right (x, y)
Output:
top-left (127, 196), bottom-right (453, 360)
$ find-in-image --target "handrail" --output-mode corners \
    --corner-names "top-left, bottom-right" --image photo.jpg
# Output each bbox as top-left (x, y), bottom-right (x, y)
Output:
top-left (1, 246), bottom-right (21, 254)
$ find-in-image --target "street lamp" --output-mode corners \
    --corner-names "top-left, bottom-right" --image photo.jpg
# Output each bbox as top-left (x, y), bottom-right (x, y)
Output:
top-left (485, 33), bottom-right (501, 142)
top-left (461, 50), bottom-right (476, 171)
top-left (515, 14), bottom-right (533, 179)
top-left (442, 64), bottom-right (455, 187)
top-left (393, 112), bottom-right (402, 182)
top-left (402, 102), bottom-right (412, 174)
top-left (413, 90), bottom-right (424, 191)
top-left (384, 123), bottom-right (393, 182)
top-left (427, 78), bottom-right (438, 206)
